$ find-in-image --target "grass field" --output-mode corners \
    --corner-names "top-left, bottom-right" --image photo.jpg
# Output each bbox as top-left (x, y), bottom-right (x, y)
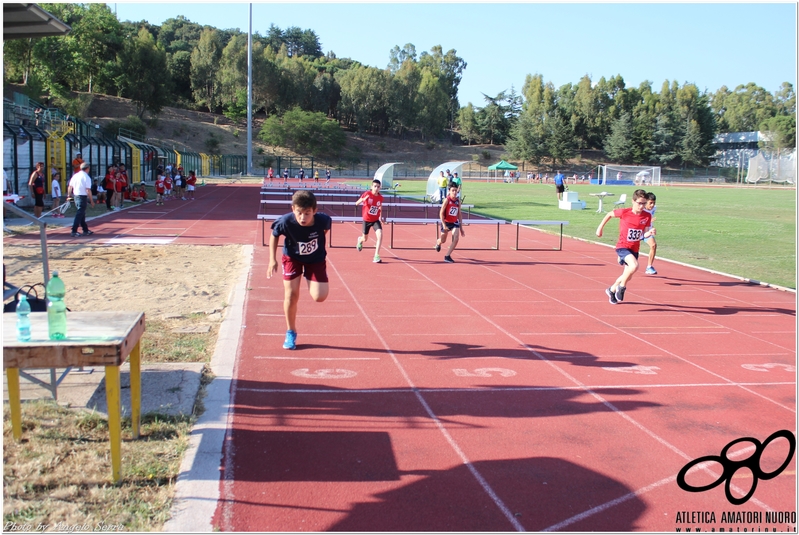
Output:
top-left (370, 180), bottom-right (796, 289)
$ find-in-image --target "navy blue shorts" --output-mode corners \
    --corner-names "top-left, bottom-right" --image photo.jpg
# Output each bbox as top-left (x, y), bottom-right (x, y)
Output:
top-left (441, 221), bottom-right (460, 233)
top-left (616, 248), bottom-right (639, 265)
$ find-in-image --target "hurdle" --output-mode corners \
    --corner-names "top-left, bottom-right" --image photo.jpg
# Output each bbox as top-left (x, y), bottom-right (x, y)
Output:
top-left (385, 217), bottom-right (505, 250)
top-left (511, 220), bottom-right (570, 251)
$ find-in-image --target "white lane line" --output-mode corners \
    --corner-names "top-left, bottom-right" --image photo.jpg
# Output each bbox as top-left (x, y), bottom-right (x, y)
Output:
top-left (519, 332), bottom-right (615, 336)
top-left (690, 352), bottom-right (792, 357)
top-left (106, 237), bottom-right (176, 244)
top-left (254, 356), bottom-right (379, 361)
top-left (256, 314), bottom-right (356, 318)
top-left (256, 333), bottom-right (366, 337)
top-left (329, 260), bottom-right (526, 532)
top-left (403, 261), bottom-right (782, 526)
top-left (232, 381), bottom-right (797, 394)
top-left (484, 265), bottom-right (796, 414)
top-left (638, 331), bottom-right (730, 335)
top-left (391, 332), bottom-right (497, 336)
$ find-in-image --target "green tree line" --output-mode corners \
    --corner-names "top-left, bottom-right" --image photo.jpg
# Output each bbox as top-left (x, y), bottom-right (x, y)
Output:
top-left (3, 3), bottom-right (794, 164)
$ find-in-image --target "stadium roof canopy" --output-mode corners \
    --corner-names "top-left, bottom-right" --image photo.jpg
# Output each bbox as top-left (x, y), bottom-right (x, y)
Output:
top-left (4, 3), bottom-right (71, 40)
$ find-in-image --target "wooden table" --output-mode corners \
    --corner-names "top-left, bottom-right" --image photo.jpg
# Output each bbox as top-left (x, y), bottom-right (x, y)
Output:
top-left (3, 311), bottom-right (145, 483)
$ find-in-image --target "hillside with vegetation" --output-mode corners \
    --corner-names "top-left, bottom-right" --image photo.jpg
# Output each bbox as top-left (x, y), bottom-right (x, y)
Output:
top-left (3, 3), bottom-right (795, 169)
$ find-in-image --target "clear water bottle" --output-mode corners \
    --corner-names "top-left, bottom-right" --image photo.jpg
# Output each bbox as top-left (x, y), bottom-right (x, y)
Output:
top-left (46, 271), bottom-right (67, 340)
top-left (16, 294), bottom-right (31, 342)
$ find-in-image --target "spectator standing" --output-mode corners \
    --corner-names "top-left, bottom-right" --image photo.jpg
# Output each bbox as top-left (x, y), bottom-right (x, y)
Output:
top-left (28, 162), bottom-right (46, 218)
top-left (113, 170), bottom-right (125, 210)
top-left (174, 169), bottom-right (184, 200)
top-left (155, 173), bottom-right (166, 205)
top-left (437, 171), bottom-right (448, 203)
top-left (51, 172), bottom-right (63, 217)
top-left (450, 172), bottom-right (462, 198)
top-left (164, 173), bottom-right (173, 201)
top-left (72, 153), bottom-right (84, 174)
top-left (67, 162), bottom-right (94, 237)
top-left (554, 171), bottom-right (566, 201)
top-left (103, 165), bottom-right (116, 211)
top-left (185, 170), bottom-right (197, 200)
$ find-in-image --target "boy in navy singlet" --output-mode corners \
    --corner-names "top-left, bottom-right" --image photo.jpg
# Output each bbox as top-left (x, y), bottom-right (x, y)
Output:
top-left (268, 190), bottom-right (332, 349)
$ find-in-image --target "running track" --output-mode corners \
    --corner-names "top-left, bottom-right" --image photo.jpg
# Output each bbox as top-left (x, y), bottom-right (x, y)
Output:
top-left (13, 183), bottom-right (796, 531)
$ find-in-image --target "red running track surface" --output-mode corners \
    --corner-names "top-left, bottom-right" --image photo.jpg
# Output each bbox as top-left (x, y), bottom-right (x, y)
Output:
top-left (12, 183), bottom-right (794, 531)
top-left (218, 185), bottom-right (796, 532)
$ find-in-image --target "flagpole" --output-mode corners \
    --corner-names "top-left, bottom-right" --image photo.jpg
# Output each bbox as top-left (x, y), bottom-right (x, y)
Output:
top-left (247, 3), bottom-right (253, 175)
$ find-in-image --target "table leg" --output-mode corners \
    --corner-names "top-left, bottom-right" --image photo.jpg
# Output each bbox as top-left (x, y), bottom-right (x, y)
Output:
top-left (130, 342), bottom-right (141, 439)
top-left (105, 364), bottom-right (122, 483)
top-left (596, 198), bottom-right (603, 213)
top-left (7, 368), bottom-right (22, 440)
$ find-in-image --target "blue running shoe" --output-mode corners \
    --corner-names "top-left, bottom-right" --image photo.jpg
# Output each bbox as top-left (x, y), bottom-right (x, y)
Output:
top-left (645, 266), bottom-right (657, 275)
top-left (283, 330), bottom-right (297, 350)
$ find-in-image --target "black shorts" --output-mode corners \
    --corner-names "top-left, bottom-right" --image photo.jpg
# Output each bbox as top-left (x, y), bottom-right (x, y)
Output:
top-left (440, 221), bottom-right (460, 233)
top-left (34, 192), bottom-right (44, 207)
top-left (556, 184), bottom-right (565, 193)
top-left (362, 220), bottom-right (382, 234)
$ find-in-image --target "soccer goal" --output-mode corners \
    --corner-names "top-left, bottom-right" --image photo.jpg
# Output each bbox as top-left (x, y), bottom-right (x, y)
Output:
top-left (598, 164), bottom-right (662, 186)
top-left (745, 151), bottom-right (796, 185)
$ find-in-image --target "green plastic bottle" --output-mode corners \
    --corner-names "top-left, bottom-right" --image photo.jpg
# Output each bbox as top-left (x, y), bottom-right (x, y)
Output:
top-left (46, 271), bottom-right (67, 340)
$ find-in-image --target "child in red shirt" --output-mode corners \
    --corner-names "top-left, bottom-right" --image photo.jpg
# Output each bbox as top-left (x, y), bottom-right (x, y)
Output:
top-left (354, 179), bottom-right (385, 263)
top-left (113, 172), bottom-right (125, 210)
top-left (435, 183), bottom-right (465, 263)
top-left (155, 174), bottom-right (166, 205)
top-left (596, 188), bottom-right (655, 304)
top-left (163, 174), bottom-right (173, 201)
top-left (185, 170), bottom-right (197, 200)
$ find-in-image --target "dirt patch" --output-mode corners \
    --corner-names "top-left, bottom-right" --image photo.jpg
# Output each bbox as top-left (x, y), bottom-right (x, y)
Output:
top-left (3, 242), bottom-right (244, 319)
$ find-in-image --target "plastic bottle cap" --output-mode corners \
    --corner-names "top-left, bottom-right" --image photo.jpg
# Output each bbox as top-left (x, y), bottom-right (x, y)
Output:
top-left (52, 271), bottom-right (59, 277)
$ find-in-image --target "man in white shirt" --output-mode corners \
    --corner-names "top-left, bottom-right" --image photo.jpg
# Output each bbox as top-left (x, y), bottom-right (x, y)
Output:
top-left (67, 162), bottom-right (95, 237)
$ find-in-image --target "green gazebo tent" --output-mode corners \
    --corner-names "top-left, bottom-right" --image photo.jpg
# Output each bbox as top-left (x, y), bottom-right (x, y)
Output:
top-left (487, 160), bottom-right (518, 181)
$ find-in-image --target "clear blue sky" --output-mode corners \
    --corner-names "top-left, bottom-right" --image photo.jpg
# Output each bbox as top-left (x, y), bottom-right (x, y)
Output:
top-left (114, 2), bottom-right (797, 107)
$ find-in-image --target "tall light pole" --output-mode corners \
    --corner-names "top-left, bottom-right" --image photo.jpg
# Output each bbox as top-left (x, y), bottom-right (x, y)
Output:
top-left (247, 3), bottom-right (253, 175)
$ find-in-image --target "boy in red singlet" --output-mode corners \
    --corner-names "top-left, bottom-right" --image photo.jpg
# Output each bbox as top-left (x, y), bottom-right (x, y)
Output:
top-left (155, 173), bottom-right (166, 205)
top-left (435, 183), bottom-right (465, 263)
top-left (354, 179), bottom-right (385, 263)
top-left (163, 174), bottom-right (173, 201)
top-left (185, 170), bottom-right (197, 200)
top-left (596, 189), bottom-right (655, 304)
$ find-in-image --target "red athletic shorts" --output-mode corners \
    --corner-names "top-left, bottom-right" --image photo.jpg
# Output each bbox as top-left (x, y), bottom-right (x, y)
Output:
top-left (281, 254), bottom-right (328, 282)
